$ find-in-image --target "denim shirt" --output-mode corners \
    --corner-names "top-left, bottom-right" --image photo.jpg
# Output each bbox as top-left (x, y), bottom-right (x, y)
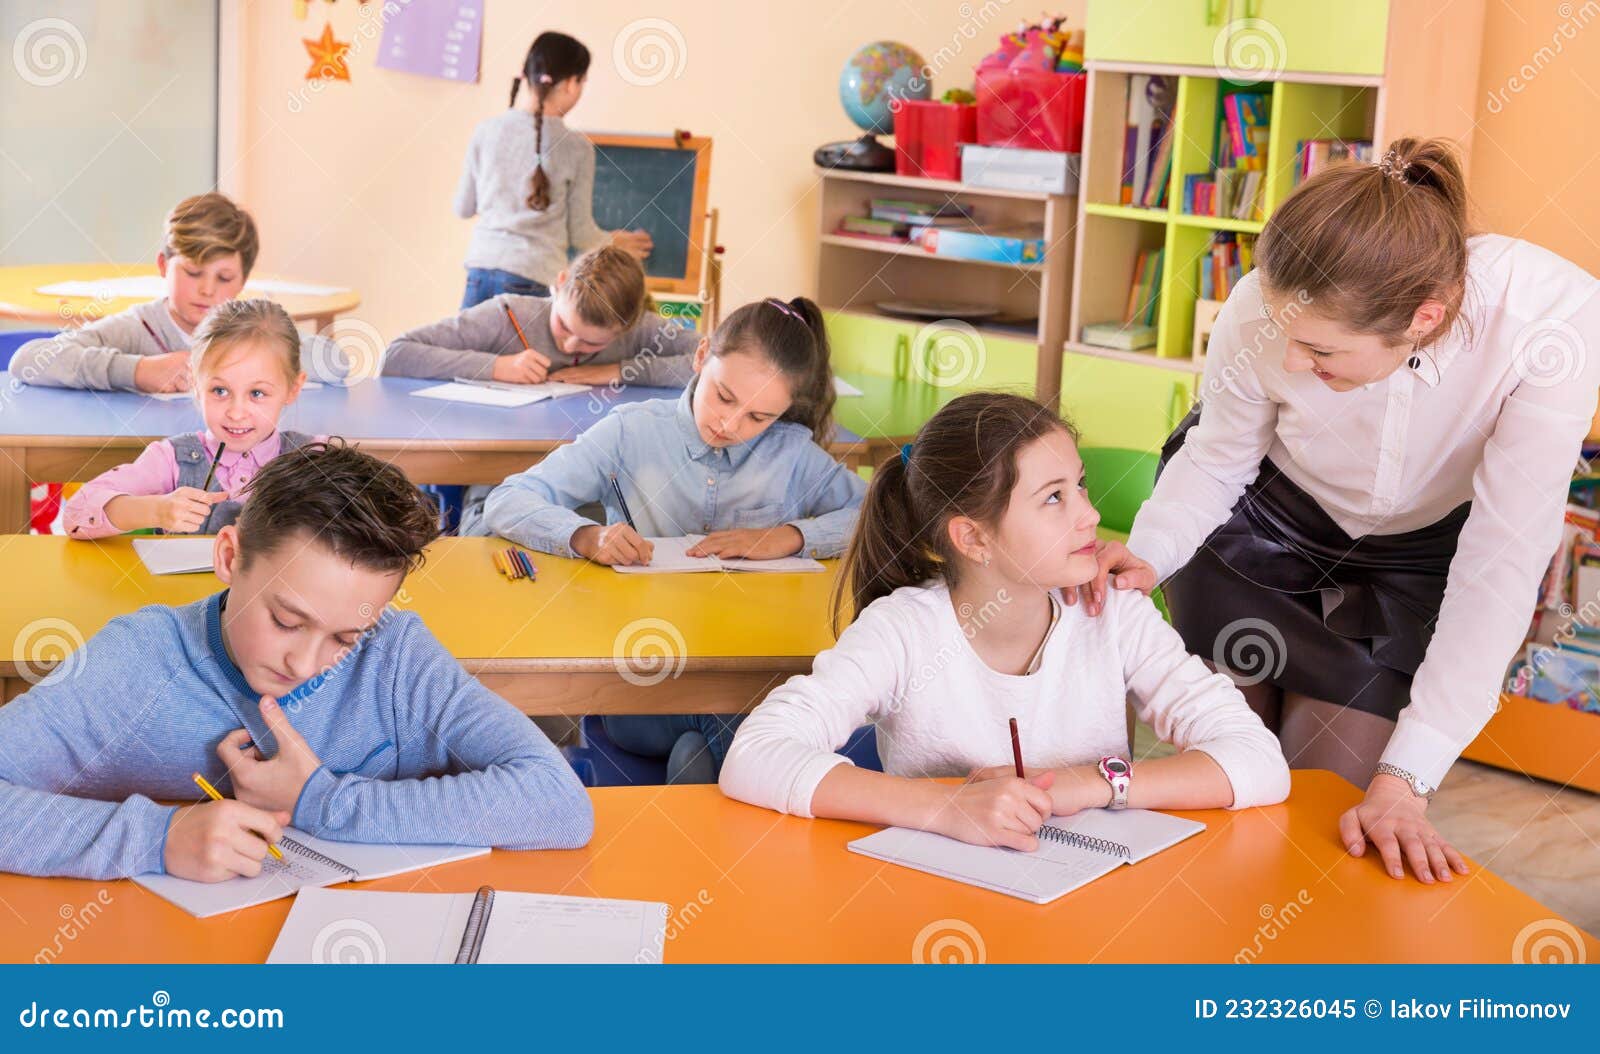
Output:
top-left (481, 385), bottom-right (866, 558)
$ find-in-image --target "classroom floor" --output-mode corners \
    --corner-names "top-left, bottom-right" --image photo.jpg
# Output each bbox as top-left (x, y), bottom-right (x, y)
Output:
top-left (1132, 722), bottom-right (1600, 937)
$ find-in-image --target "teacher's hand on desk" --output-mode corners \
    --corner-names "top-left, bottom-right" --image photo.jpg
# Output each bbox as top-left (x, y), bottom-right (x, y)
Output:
top-left (1062, 539), bottom-right (1157, 616)
top-left (1339, 773), bottom-right (1471, 885)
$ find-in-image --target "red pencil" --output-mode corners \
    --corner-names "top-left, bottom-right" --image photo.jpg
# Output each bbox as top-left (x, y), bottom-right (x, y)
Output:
top-left (1009, 717), bottom-right (1024, 778)
top-left (140, 319), bottom-right (172, 354)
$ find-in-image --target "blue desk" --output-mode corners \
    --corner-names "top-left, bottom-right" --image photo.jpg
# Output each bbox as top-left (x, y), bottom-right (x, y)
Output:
top-left (0, 374), bottom-right (864, 532)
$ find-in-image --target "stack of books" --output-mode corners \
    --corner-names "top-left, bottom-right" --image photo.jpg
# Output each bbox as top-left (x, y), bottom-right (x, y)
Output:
top-left (1197, 232), bottom-right (1255, 301)
top-left (835, 198), bottom-right (976, 244)
top-left (1120, 74), bottom-right (1175, 210)
top-left (1182, 92), bottom-right (1269, 220)
top-left (1081, 247), bottom-right (1163, 352)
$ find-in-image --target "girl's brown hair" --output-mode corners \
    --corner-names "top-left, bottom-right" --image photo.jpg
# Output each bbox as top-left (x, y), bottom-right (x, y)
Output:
top-left (1255, 136), bottom-right (1473, 347)
top-left (559, 245), bottom-right (649, 331)
top-left (707, 297), bottom-right (836, 445)
top-left (189, 298), bottom-right (301, 385)
top-left (834, 392), bottom-right (1075, 627)
top-left (511, 32), bottom-right (591, 211)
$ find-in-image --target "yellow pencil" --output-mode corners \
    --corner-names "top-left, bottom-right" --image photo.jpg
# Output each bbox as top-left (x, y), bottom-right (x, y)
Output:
top-left (192, 772), bottom-right (283, 860)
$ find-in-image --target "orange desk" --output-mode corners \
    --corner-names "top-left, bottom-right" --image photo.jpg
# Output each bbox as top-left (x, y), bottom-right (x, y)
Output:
top-left (1461, 693), bottom-right (1600, 795)
top-left (2, 773), bottom-right (1593, 964)
top-left (0, 263), bottom-right (361, 333)
top-left (0, 536), bottom-right (839, 715)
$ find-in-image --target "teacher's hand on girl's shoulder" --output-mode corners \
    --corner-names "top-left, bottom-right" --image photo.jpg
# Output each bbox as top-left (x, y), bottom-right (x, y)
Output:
top-left (1062, 540), bottom-right (1156, 616)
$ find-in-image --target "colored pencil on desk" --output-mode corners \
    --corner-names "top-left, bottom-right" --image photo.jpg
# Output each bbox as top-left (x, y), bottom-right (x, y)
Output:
top-left (1010, 717), bottom-right (1025, 778)
top-left (513, 549), bottom-right (536, 579)
top-left (192, 772), bottom-right (283, 860)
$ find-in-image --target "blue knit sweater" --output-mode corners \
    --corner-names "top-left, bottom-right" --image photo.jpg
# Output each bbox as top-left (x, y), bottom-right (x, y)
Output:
top-left (0, 592), bottom-right (593, 879)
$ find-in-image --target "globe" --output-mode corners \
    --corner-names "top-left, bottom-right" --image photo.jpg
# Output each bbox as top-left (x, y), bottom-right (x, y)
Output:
top-left (838, 41), bottom-right (931, 135)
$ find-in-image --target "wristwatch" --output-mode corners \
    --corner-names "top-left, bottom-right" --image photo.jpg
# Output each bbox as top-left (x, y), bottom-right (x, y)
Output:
top-left (1374, 762), bottom-right (1436, 801)
top-left (1098, 756), bottom-right (1132, 810)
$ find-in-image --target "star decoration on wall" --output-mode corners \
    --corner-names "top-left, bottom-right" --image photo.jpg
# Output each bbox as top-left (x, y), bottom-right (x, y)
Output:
top-left (303, 22), bottom-right (351, 82)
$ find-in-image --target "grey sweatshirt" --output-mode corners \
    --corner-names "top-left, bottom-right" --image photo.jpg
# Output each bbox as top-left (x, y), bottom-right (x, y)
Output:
top-left (382, 293), bottom-right (698, 388)
top-left (455, 110), bottom-right (611, 285)
top-left (8, 298), bottom-right (354, 390)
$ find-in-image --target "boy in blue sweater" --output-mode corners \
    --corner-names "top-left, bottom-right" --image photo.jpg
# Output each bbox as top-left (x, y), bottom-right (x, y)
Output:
top-left (0, 442), bottom-right (593, 881)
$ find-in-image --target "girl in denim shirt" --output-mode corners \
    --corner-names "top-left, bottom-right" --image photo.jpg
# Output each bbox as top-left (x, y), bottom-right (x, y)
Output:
top-left (474, 296), bottom-right (866, 782)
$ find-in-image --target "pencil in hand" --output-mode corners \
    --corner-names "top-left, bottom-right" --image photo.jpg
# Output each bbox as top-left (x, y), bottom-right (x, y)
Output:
top-left (191, 772), bottom-right (283, 861)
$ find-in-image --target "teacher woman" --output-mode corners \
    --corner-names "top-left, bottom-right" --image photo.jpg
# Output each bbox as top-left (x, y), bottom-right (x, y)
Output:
top-left (1086, 138), bottom-right (1600, 884)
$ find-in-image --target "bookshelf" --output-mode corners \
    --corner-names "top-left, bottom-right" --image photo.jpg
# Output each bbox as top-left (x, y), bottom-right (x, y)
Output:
top-left (1068, 0), bottom-right (1488, 372)
top-left (814, 168), bottom-right (1074, 410)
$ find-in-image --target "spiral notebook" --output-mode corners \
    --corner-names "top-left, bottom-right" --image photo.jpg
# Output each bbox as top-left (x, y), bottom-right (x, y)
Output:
top-left (134, 830), bottom-right (488, 918)
top-left (267, 886), bottom-right (670, 964)
top-left (847, 808), bottom-right (1205, 904)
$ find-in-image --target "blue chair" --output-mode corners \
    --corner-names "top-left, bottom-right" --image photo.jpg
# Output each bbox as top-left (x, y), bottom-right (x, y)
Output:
top-left (563, 714), bottom-right (883, 787)
top-left (0, 330), bottom-right (57, 372)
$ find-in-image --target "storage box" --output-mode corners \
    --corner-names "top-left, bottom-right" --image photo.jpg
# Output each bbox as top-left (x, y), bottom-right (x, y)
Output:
top-left (892, 100), bottom-right (977, 181)
top-left (960, 144), bottom-right (1078, 195)
top-left (976, 68), bottom-right (1086, 153)
top-left (918, 225), bottom-right (1045, 265)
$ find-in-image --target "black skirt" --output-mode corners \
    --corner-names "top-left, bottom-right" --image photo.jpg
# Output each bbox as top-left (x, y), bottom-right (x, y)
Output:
top-left (1157, 408), bottom-right (1470, 719)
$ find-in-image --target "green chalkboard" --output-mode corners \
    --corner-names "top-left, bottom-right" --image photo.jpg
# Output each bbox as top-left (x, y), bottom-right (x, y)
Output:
top-left (587, 135), bottom-right (712, 295)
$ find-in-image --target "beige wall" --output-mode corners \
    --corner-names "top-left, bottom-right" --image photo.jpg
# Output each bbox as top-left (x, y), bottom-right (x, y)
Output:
top-left (1469, 0), bottom-right (1600, 274)
top-left (223, 0), bottom-right (1062, 343)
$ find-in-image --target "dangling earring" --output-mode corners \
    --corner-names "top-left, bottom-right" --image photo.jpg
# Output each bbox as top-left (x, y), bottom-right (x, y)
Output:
top-left (982, 553), bottom-right (992, 568)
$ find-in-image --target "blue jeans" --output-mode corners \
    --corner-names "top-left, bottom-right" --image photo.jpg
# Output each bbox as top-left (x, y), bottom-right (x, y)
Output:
top-left (602, 714), bottom-right (746, 785)
top-left (461, 267), bottom-right (549, 308)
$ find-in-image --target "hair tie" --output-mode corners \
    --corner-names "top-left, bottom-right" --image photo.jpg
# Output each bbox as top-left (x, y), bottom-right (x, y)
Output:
top-left (1375, 148), bottom-right (1409, 183)
top-left (765, 297), bottom-right (803, 322)
top-left (537, 73), bottom-right (554, 84)
top-left (900, 443), bottom-right (913, 466)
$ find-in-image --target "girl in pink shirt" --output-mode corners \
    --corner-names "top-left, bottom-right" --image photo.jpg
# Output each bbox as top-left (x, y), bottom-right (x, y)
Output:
top-left (65, 299), bottom-right (321, 538)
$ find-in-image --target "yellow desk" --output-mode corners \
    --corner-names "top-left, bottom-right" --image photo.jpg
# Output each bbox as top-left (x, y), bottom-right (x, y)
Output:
top-left (0, 536), bottom-right (839, 714)
top-left (2, 775), bottom-right (1593, 963)
top-left (0, 263), bottom-right (361, 332)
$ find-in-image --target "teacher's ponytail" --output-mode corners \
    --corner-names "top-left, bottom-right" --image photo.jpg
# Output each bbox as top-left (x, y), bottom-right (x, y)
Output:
top-left (516, 32), bottom-right (591, 212)
top-left (1255, 136), bottom-right (1473, 348)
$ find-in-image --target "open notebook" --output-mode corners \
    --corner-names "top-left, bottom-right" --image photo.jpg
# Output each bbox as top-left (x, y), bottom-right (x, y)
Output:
top-left (848, 808), bottom-right (1205, 904)
top-left (135, 830), bottom-right (488, 918)
top-left (613, 535), bottom-right (825, 575)
top-left (133, 537), bottom-right (217, 575)
top-left (411, 379), bottom-right (588, 408)
top-left (267, 886), bottom-right (669, 964)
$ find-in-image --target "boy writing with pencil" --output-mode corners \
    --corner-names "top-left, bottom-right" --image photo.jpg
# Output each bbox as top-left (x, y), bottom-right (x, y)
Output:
top-left (0, 442), bottom-right (593, 881)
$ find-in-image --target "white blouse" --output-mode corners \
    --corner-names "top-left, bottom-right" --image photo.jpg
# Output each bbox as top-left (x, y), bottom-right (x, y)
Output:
top-left (1128, 234), bottom-right (1600, 789)
top-left (719, 581), bottom-right (1291, 816)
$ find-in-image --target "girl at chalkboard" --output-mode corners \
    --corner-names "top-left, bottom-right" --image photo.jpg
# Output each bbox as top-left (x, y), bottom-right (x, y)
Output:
top-left (454, 31), bottom-right (652, 308)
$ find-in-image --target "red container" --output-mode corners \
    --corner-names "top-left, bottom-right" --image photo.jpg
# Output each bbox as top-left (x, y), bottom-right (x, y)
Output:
top-left (892, 100), bottom-right (977, 181)
top-left (975, 68), bottom-right (1086, 153)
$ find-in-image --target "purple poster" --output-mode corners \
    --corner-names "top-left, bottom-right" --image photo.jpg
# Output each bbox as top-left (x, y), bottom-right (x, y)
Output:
top-left (375, 0), bottom-right (483, 83)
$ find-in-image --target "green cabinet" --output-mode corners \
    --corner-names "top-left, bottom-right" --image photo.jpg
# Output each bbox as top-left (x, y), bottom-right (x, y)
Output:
top-left (1087, 0), bottom-right (1233, 67)
top-left (1087, 0), bottom-right (1389, 77)
top-left (1060, 352), bottom-right (1194, 455)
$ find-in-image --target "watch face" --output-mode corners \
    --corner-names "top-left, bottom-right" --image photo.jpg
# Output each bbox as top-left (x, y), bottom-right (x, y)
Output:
top-left (1104, 758), bottom-right (1130, 776)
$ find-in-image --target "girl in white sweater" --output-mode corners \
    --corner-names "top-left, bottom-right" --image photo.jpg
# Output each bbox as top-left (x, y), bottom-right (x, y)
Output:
top-left (720, 392), bottom-right (1289, 850)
